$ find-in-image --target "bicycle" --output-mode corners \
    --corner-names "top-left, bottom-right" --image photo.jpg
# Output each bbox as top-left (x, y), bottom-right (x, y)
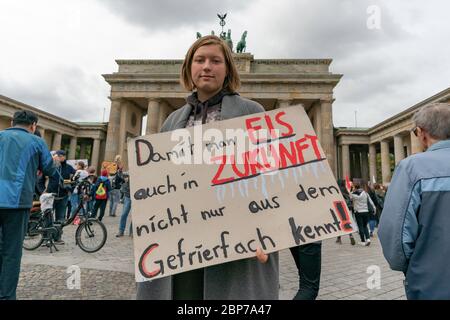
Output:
top-left (23, 179), bottom-right (108, 253)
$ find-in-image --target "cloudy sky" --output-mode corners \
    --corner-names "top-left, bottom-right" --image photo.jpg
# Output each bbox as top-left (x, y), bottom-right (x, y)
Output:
top-left (1, 0), bottom-right (449, 128)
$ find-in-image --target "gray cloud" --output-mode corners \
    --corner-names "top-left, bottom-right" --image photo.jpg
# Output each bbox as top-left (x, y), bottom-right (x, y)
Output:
top-left (1, 0), bottom-right (448, 129)
top-left (240, 0), bottom-right (407, 60)
top-left (0, 66), bottom-right (109, 123)
top-left (96, 0), bottom-right (251, 32)
top-left (239, 0), bottom-right (430, 127)
top-left (241, 0), bottom-right (449, 128)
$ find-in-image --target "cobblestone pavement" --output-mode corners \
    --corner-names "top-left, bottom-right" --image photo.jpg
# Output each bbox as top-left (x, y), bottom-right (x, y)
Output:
top-left (279, 236), bottom-right (406, 300)
top-left (18, 205), bottom-right (406, 300)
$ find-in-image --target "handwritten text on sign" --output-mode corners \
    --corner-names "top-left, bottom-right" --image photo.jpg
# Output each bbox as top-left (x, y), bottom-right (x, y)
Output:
top-left (128, 105), bottom-right (354, 282)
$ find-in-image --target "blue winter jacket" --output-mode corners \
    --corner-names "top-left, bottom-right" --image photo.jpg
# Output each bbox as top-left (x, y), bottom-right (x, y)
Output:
top-left (378, 139), bottom-right (450, 299)
top-left (0, 127), bottom-right (56, 209)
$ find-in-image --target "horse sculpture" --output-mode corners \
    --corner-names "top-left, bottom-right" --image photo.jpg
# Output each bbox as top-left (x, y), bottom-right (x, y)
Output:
top-left (236, 31), bottom-right (247, 53)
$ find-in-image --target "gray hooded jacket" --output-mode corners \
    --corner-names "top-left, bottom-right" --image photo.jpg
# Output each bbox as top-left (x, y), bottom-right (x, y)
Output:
top-left (378, 139), bottom-right (450, 299)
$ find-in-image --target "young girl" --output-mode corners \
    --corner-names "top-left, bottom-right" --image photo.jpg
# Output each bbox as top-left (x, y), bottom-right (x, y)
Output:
top-left (350, 183), bottom-right (376, 246)
top-left (137, 35), bottom-right (279, 300)
top-left (69, 161), bottom-right (89, 218)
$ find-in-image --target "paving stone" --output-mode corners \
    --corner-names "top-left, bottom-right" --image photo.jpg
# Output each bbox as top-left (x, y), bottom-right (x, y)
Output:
top-left (17, 208), bottom-right (406, 300)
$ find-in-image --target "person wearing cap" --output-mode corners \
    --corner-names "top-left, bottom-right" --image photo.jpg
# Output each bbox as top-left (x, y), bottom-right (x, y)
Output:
top-left (0, 110), bottom-right (56, 300)
top-left (46, 149), bottom-right (76, 244)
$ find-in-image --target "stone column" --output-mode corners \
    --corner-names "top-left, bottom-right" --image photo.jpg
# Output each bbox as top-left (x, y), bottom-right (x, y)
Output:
top-left (319, 99), bottom-right (335, 176)
top-left (104, 98), bottom-right (122, 161)
top-left (99, 140), bottom-right (107, 170)
top-left (52, 132), bottom-right (62, 151)
top-left (341, 144), bottom-right (351, 179)
top-left (69, 136), bottom-right (77, 159)
top-left (354, 150), bottom-right (361, 179)
top-left (334, 142), bottom-right (339, 177)
top-left (91, 138), bottom-right (101, 172)
top-left (118, 103), bottom-right (128, 162)
top-left (405, 136), bottom-right (412, 157)
top-left (313, 103), bottom-right (322, 141)
top-left (381, 140), bottom-right (391, 184)
top-left (410, 131), bottom-right (423, 154)
top-left (394, 134), bottom-right (404, 165)
top-left (0, 116), bottom-right (11, 130)
top-left (361, 150), bottom-right (369, 181)
top-left (276, 99), bottom-right (293, 109)
top-left (79, 141), bottom-right (87, 159)
top-left (39, 128), bottom-right (48, 146)
top-left (369, 144), bottom-right (377, 183)
top-left (146, 98), bottom-right (161, 135)
top-left (39, 127), bottom-right (46, 138)
top-left (158, 101), bottom-right (173, 131)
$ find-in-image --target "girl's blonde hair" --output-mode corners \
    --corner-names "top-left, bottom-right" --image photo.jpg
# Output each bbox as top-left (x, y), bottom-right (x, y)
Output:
top-left (180, 35), bottom-right (240, 92)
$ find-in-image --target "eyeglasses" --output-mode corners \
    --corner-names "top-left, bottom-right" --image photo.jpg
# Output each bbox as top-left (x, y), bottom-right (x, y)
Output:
top-left (411, 126), bottom-right (419, 137)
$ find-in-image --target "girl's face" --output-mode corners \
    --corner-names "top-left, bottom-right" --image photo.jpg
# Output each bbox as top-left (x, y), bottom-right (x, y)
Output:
top-left (191, 44), bottom-right (227, 100)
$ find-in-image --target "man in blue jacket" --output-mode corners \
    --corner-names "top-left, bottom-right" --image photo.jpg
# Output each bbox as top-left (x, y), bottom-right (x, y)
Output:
top-left (378, 103), bottom-right (450, 299)
top-left (0, 110), bottom-right (56, 300)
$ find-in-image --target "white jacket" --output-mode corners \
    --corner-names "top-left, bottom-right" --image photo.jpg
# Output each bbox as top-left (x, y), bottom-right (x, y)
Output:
top-left (350, 190), bottom-right (376, 214)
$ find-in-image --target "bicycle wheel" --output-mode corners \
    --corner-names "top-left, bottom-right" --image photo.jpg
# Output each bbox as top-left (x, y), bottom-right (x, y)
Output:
top-left (75, 218), bottom-right (107, 253)
top-left (23, 220), bottom-right (44, 250)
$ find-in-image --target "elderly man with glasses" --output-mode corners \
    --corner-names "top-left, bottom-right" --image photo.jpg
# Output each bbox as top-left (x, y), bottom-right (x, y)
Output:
top-left (378, 103), bottom-right (450, 299)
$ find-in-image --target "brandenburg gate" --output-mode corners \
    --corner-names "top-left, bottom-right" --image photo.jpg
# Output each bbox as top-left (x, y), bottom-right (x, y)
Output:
top-left (102, 53), bottom-right (342, 174)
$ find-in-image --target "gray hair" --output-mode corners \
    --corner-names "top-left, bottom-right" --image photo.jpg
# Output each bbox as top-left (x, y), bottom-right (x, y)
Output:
top-left (413, 102), bottom-right (450, 140)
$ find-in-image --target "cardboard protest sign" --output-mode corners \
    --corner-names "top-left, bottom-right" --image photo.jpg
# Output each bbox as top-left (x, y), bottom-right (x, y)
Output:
top-left (128, 105), bottom-right (355, 282)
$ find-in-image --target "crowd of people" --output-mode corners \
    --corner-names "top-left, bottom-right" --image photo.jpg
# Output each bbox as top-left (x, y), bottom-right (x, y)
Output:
top-left (336, 180), bottom-right (386, 247)
top-left (1, 34), bottom-right (449, 300)
top-left (0, 111), bottom-right (134, 299)
top-left (32, 150), bottom-right (134, 244)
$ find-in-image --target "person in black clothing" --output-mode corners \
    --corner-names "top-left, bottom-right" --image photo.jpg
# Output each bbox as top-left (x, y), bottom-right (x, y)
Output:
top-left (289, 242), bottom-right (322, 300)
top-left (34, 171), bottom-right (46, 200)
top-left (85, 166), bottom-right (97, 216)
top-left (109, 170), bottom-right (124, 217)
top-left (32, 129), bottom-right (46, 199)
top-left (367, 184), bottom-right (383, 237)
top-left (45, 150), bottom-right (75, 244)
